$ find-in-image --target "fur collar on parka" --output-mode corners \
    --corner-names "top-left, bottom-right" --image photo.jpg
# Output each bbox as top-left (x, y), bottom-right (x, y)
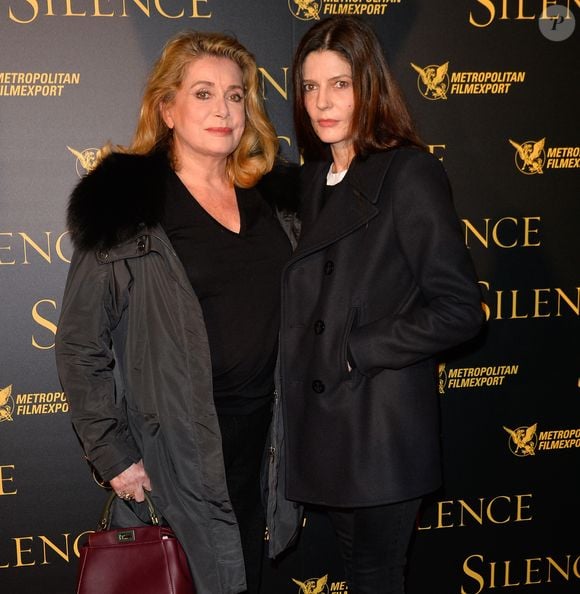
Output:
top-left (67, 150), bottom-right (300, 252)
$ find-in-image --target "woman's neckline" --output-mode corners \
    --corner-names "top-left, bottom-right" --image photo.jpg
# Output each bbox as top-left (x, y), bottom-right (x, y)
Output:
top-left (326, 164), bottom-right (348, 186)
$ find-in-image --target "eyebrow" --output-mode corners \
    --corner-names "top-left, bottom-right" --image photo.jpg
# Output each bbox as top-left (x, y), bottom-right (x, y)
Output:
top-left (190, 80), bottom-right (244, 91)
top-left (303, 74), bottom-right (352, 83)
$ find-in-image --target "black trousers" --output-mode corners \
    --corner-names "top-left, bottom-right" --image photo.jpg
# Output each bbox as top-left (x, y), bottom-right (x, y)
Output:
top-left (327, 497), bottom-right (422, 594)
top-left (218, 402), bottom-right (272, 594)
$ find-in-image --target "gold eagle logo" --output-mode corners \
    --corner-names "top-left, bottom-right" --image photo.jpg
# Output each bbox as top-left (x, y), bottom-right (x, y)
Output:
top-left (0, 385), bottom-right (14, 422)
top-left (67, 146), bottom-right (102, 177)
top-left (411, 62), bottom-right (449, 100)
top-left (509, 138), bottom-right (546, 175)
top-left (438, 362), bottom-right (447, 395)
top-left (503, 423), bottom-right (537, 456)
top-left (289, 0), bottom-right (321, 21)
top-left (292, 574), bottom-right (328, 594)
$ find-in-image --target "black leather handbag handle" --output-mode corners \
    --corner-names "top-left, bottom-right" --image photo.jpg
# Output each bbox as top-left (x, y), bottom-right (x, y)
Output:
top-left (97, 491), bottom-right (159, 531)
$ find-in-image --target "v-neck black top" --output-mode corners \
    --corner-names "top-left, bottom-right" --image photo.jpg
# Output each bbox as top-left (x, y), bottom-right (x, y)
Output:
top-left (161, 171), bottom-right (291, 414)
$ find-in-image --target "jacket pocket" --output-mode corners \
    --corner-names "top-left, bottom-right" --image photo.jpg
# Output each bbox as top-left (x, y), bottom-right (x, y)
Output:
top-left (340, 306), bottom-right (359, 382)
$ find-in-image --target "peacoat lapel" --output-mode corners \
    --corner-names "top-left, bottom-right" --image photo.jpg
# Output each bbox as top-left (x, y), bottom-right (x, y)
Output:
top-left (294, 152), bottom-right (398, 258)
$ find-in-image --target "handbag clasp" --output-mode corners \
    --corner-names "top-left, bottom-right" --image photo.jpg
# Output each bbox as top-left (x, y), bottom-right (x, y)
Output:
top-left (117, 530), bottom-right (136, 543)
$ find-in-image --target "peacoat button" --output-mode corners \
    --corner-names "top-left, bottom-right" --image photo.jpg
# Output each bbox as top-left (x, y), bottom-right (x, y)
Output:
top-left (136, 237), bottom-right (146, 252)
top-left (98, 249), bottom-right (109, 261)
top-left (324, 260), bottom-right (334, 275)
top-left (314, 320), bottom-right (325, 334)
top-left (312, 380), bottom-right (325, 393)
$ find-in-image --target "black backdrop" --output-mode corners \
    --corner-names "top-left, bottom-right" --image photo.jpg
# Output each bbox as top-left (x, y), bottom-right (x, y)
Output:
top-left (1, 2), bottom-right (579, 593)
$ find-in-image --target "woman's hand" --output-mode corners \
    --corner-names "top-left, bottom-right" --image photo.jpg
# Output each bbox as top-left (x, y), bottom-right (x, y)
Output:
top-left (109, 460), bottom-right (152, 502)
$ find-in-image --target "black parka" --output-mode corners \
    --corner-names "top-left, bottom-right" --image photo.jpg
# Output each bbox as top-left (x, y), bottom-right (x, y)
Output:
top-left (55, 151), bottom-right (298, 594)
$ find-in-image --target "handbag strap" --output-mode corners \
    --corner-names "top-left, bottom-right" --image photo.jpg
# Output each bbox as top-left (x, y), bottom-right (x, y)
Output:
top-left (97, 491), bottom-right (160, 531)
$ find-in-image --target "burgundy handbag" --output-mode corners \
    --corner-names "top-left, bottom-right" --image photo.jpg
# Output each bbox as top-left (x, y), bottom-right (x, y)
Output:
top-left (76, 491), bottom-right (195, 594)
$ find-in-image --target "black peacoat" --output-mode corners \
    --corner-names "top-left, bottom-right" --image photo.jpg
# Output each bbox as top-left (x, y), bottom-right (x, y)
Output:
top-left (278, 148), bottom-right (484, 508)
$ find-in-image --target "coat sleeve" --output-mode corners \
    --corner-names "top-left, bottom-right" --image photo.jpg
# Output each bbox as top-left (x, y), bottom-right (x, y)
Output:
top-left (55, 248), bottom-right (141, 481)
top-left (348, 151), bottom-right (484, 375)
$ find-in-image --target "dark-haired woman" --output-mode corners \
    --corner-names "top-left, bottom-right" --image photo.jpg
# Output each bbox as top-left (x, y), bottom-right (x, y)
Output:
top-left (267, 16), bottom-right (483, 594)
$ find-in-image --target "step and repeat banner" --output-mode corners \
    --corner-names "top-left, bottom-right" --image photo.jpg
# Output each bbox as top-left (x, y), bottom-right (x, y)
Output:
top-left (1, 2), bottom-right (578, 593)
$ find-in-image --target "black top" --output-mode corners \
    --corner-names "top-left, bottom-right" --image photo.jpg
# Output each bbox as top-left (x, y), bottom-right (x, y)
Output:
top-left (161, 171), bottom-right (291, 414)
top-left (321, 180), bottom-right (336, 208)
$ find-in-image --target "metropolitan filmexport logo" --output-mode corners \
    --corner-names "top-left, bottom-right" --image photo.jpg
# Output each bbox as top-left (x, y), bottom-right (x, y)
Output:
top-left (411, 62), bottom-right (526, 99)
top-left (438, 362), bottom-right (519, 393)
top-left (293, 575), bottom-right (329, 594)
top-left (509, 137), bottom-right (580, 173)
top-left (0, 385), bottom-right (15, 422)
top-left (289, 0), bottom-right (321, 20)
top-left (503, 424), bottom-right (537, 456)
top-left (288, 0), bottom-right (398, 20)
top-left (67, 146), bottom-right (101, 177)
top-left (0, 385), bottom-right (68, 420)
top-left (411, 62), bottom-right (449, 100)
top-left (0, 72), bottom-right (80, 97)
top-left (509, 138), bottom-right (546, 175)
top-left (503, 423), bottom-right (580, 456)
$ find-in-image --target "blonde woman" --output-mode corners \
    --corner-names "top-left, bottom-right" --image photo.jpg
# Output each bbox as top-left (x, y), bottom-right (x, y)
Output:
top-left (56, 31), bottom-right (296, 594)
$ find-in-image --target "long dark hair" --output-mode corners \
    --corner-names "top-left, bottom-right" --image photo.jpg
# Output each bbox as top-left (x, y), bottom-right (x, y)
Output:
top-left (293, 17), bottom-right (424, 161)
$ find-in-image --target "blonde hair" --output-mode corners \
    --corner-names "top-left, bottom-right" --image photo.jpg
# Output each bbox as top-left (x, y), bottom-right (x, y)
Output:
top-left (113, 31), bottom-right (278, 188)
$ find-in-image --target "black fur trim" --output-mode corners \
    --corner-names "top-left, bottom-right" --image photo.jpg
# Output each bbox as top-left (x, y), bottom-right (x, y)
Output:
top-left (67, 151), bottom-right (300, 251)
top-left (67, 151), bottom-right (169, 251)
